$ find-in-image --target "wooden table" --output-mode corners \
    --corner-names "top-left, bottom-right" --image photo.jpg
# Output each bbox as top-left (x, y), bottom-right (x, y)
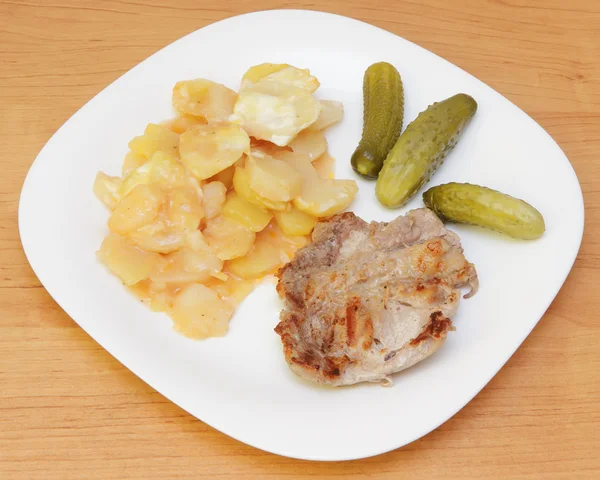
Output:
top-left (1, 1), bottom-right (599, 478)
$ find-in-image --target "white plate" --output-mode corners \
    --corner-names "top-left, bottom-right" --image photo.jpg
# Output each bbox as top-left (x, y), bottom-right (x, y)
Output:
top-left (19, 10), bottom-right (584, 461)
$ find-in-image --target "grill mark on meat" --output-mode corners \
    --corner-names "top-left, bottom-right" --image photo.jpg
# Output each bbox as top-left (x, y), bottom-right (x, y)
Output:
top-left (345, 297), bottom-right (359, 346)
top-left (409, 311), bottom-right (454, 346)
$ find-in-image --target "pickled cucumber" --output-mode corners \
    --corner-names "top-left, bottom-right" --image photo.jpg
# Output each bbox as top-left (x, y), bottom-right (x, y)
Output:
top-left (376, 93), bottom-right (477, 208)
top-left (351, 62), bottom-right (404, 178)
top-left (423, 183), bottom-right (545, 240)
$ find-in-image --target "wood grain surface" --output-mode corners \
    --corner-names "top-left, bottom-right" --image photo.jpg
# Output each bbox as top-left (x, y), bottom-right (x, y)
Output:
top-left (1, 0), bottom-right (599, 478)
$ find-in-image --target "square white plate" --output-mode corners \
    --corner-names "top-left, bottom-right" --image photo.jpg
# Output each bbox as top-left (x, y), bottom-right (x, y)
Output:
top-left (19, 10), bottom-right (583, 461)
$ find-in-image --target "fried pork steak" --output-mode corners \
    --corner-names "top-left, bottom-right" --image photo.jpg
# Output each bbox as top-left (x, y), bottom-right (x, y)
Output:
top-left (275, 208), bottom-right (478, 386)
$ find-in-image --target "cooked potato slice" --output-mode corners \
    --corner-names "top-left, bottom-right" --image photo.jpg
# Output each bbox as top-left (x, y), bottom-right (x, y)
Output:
top-left (208, 164), bottom-right (236, 190)
top-left (172, 79), bottom-right (237, 122)
top-left (276, 151), bottom-right (319, 179)
top-left (93, 172), bottom-right (121, 210)
top-left (288, 130), bottom-right (327, 160)
top-left (202, 181), bottom-right (227, 220)
top-left (232, 166), bottom-right (288, 212)
top-left (241, 63), bottom-right (290, 86)
top-left (254, 65), bottom-right (320, 93)
top-left (167, 187), bottom-right (204, 232)
top-left (203, 216), bottom-right (255, 260)
top-left (170, 283), bottom-right (233, 339)
top-left (308, 100), bottom-right (344, 131)
top-left (206, 275), bottom-right (256, 306)
top-left (163, 114), bottom-right (207, 134)
top-left (122, 151), bottom-right (147, 177)
top-left (150, 248), bottom-right (222, 287)
top-left (128, 230), bottom-right (186, 254)
top-left (231, 70), bottom-right (321, 146)
top-left (179, 124), bottom-right (250, 180)
top-left (226, 235), bottom-right (284, 279)
top-left (128, 123), bottom-right (179, 159)
top-left (222, 192), bottom-right (272, 232)
top-left (246, 153), bottom-right (302, 202)
top-left (97, 234), bottom-right (161, 285)
top-left (293, 178), bottom-right (358, 217)
top-left (108, 184), bottom-right (165, 234)
top-left (275, 208), bottom-right (317, 236)
top-left (119, 151), bottom-right (188, 197)
top-left (312, 152), bottom-right (336, 179)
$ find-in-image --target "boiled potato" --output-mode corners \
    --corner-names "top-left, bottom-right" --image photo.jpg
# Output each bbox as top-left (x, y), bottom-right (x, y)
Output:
top-left (250, 65), bottom-right (320, 93)
top-left (202, 181), bottom-right (227, 220)
top-left (128, 229), bottom-right (186, 254)
top-left (308, 100), bottom-right (344, 131)
top-left (206, 276), bottom-right (256, 306)
top-left (275, 208), bottom-right (317, 236)
top-left (180, 123), bottom-right (250, 180)
top-left (119, 151), bottom-right (188, 197)
top-left (232, 166), bottom-right (288, 212)
top-left (167, 187), bottom-right (204, 232)
top-left (222, 192), bottom-right (272, 232)
top-left (128, 123), bottom-right (179, 159)
top-left (172, 79), bottom-right (237, 122)
top-left (294, 178), bottom-right (358, 217)
top-left (312, 152), bottom-right (336, 179)
top-left (231, 65), bottom-right (322, 146)
top-left (108, 184), bottom-right (165, 235)
top-left (288, 130), bottom-right (327, 160)
top-left (170, 283), bottom-right (233, 339)
top-left (93, 172), bottom-right (121, 210)
top-left (122, 151), bottom-right (147, 177)
top-left (241, 63), bottom-right (290, 86)
top-left (150, 248), bottom-right (222, 287)
top-left (226, 235), bottom-right (284, 279)
top-left (97, 234), bottom-right (162, 286)
top-left (246, 153), bottom-right (302, 202)
top-left (203, 216), bottom-right (255, 260)
top-left (276, 150), bottom-right (319, 179)
top-left (163, 114), bottom-right (207, 134)
top-left (208, 164), bottom-right (236, 190)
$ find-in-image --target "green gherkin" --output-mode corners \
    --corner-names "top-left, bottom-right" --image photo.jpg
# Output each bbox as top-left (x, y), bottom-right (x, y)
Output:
top-left (376, 93), bottom-right (477, 208)
top-left (423, 182), bottom-right (545, 240)
top-left (351, 62), bottom-right (404, 178)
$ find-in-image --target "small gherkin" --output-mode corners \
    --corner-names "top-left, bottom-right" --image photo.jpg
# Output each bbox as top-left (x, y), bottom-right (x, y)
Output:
top-left (351, 62), bottom-right (404, 179)
top-left (376, 93), bottom-right (477, 208)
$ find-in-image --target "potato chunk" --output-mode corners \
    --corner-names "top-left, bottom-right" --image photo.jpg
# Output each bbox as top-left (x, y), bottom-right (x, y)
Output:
top-left (308, 100), bottom-right (344, 131)
top-left (293, 178), bottom-right (358, 217)
top-left (93, 172), bottom-right (121, 210)
top-left (119, 151), bottom-right (188, 197)
top-left (275, 208), bottom-right (317, 236)
top-left (232, 166), bottom-right (288, 212)
top-left (288, 130), bottom-right (327, 160)
top-left (128, 123), bottom-right (179, 159)
top-left (167, 187), bottom-right (204, 232)
top-left (203, 216), bottom-right (255, 260)
top-left (172, 79), bottom-right (237, 122)
top-left (246, 153), bottom-right (302, 202)
top-left (97, 234), bottom-right (161, 285)
top-left (150, 247), bottom-right (222, 288)
top-left (202, 181), bottom-right (227, 220)
top-left (179, 123), bottom-right (250, 180)
top-left (222, 192), bottom-right (272, 232)
top-left (170, 284), bottom-right (233, 339)
top-left (226, 235), bottom-right (284, 279)
top-left (108, 184), bottom-right (165, 235)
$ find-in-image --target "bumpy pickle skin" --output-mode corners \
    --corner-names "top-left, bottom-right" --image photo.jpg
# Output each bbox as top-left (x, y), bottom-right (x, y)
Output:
top-left (423, 182), bottom-right (545, 240)
top-left (351, 62), bottom-right (404, 178)
top-left (376, 93), bottom-right (477, 208)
